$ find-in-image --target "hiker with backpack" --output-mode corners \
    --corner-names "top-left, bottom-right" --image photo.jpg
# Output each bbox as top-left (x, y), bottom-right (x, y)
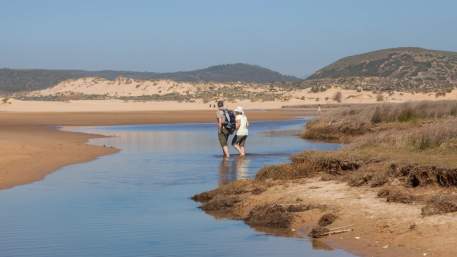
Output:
top-left (232, 106), bottom-right (249, 156)
top-left (216, 100), bottom-right (235, 158)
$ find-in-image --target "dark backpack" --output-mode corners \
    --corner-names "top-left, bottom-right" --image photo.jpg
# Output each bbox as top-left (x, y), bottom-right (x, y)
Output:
top-left (223, 109), bottom-right (236, 134)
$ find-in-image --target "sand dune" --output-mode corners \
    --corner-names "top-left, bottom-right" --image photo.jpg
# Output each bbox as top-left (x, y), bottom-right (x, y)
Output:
top-left (26, 77), bottom-right (272, 97)
top-left (8, 77), bottom-right (453, 113)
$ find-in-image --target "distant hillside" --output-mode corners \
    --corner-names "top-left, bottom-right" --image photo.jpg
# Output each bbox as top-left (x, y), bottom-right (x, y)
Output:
top-left (305, 47), bottom-right (457, 92)
top-left (159, 63), bottom-right (299, 83)
top-left (0, 63), bottom-right (299, 93)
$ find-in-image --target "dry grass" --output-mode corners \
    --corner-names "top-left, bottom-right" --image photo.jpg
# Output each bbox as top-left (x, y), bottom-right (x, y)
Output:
top-left (258, 100), bottom-right (457, 216)
top-left (370, 101), bottom-right (457, 123)
top-left (351, 118), bottom-right (457, 151)
top-left (300, 101), bottom-right (457, 173)
top-left (255, 163), bottom-right (314, 181)
top-left (303, 100), bottom-right (457, 142)
top-left (256, 151), bottom-right (364, 181)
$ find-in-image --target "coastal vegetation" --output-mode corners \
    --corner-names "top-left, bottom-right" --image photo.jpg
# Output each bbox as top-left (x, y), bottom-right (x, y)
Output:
top-left (270, 100), bottom-right (457, 211)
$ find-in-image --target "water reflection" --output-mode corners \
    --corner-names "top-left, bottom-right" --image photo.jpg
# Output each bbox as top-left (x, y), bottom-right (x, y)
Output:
top-left (312, 239), bottom-right (334, 251)
top-left (218, 157), bottom-right (251, 185)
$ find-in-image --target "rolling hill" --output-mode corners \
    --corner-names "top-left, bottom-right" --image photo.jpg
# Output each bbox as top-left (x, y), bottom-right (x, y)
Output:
top-left (0, 63), bottom-right (299, 93)
top-left (304, 47), bottom-right (457, 92)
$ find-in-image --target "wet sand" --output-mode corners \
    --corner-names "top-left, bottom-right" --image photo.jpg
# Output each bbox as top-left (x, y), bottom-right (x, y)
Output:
top-left (0, 109), bottom-right (307, 190)
top-left (0, 125), bottom-right (118, 190)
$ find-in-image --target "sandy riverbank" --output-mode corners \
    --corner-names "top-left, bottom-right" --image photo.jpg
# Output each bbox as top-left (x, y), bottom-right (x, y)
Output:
top-left (193, 176), bottom-right (446, 257)
top-left (0, 109), bottom-right (306, 190)
top-left (193, 101), bottom-right (457, 257)
top-left (0, 125), bottom-right (117, 190)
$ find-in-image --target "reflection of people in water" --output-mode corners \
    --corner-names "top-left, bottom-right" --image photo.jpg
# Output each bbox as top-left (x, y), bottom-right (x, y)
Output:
top-left (218, 157), bottom-right (250, 185)
top-left (218, 158), bottom-right (231, 185)
top-left (235, 157), bottom-right (248, 179)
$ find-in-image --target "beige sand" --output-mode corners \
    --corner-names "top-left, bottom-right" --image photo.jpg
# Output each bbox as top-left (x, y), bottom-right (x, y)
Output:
top-left (26, 77), bottom-right (269, 97)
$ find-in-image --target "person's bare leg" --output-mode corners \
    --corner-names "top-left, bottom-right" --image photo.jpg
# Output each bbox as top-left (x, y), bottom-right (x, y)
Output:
top-left (223, 145), bottom-right (230, 158)
top-left (233, 144), bottom-right (242, 155)
top-left (240, 146), bottom-right (246, 156)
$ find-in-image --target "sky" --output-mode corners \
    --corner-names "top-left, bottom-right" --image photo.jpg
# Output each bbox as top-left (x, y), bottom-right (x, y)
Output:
top-left (1, 0), bottom-right (457, 77)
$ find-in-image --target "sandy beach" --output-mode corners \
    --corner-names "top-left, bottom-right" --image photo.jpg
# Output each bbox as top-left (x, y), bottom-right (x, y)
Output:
top-left (0, 109), bottom-right (306, 190)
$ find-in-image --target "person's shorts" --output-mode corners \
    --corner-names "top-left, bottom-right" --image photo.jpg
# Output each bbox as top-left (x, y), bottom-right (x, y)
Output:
top-left (218, 127), bottom-right (230, 147)
top-left (232, 135), bottom-right (248, 146)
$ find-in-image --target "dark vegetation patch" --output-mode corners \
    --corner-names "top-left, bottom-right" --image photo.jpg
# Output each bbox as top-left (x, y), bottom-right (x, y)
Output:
top-left (245, 204), bottom-right (294, 228)
top-left (255, 152), bottom-right (364, 181)
top-left (292, 152), bottom-right (362, 176)
top-left (246, 203), bottom-right (325, 229)
top-left (309, 227), bottom-right (331, 238)
top-left (377, 188), bottom-right (416, 204)
top-left (200, 195), bottom-right (243, 212)
top-left (390, 164), bottom-right (457, 187)
top-left (318, 213), bottom-right (337, 227)
top-left (192, 180), bottom-right (267, 203)
top-left (255, 163), bottom-right (310, 181)
top-left (286, 203), bottom-right (324, 212)
top-left (422, 195), bottom-right (457, 216)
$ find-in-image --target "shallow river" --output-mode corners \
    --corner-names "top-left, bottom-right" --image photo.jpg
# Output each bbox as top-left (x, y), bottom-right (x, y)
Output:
top-left (0, 119), bottom-right (357, 257)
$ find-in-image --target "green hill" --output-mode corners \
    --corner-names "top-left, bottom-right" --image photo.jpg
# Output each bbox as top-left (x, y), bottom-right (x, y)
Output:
top-left (305, 47), bottom-right (457, 92)
top-left (0, 63), bottom-right (299, 93)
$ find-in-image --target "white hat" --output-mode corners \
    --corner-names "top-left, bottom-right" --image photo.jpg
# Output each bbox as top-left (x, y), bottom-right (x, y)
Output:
top-left (234, 106), bottom-right (244, 113)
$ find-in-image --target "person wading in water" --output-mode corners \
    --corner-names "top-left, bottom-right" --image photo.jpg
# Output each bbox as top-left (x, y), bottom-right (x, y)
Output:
top-left (232, 106), bottom-right (249, 156)
top-left (216, 100), bottom-right (235, 158)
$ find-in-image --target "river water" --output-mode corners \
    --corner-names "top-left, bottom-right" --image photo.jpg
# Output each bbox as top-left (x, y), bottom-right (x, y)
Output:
top-left (0, 119), bottom-right (357, 257)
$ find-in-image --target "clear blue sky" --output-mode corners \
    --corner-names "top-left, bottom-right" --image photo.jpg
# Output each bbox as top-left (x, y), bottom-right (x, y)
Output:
top-left (1, 0), bottom-right (457, 77)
